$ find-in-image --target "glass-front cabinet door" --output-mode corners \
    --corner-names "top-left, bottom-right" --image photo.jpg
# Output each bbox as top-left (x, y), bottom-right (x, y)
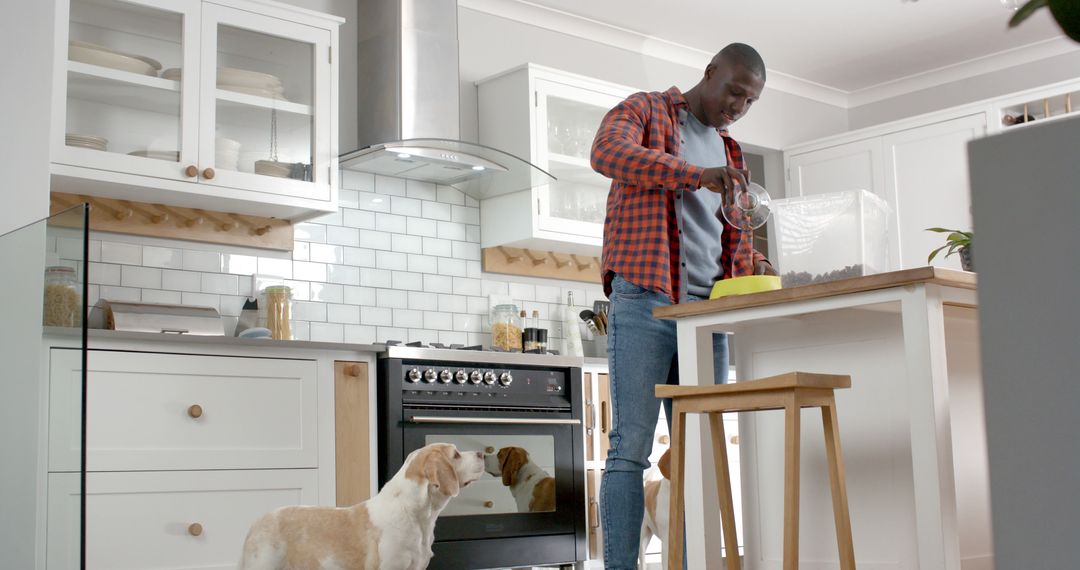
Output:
top-left (533, 79), bottom-right (622, 240)
top-left (200, 4), bottom-right (332, 201)
top-left (56, 0), bottom-right (198, 181)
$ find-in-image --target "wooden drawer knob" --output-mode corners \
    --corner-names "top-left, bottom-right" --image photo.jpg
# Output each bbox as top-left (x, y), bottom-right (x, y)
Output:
top-left (184, 165), bottom-right (198, 178)
top-left (187, 404), bottom-right (203, 419)
top-left (188, 522), bottom-right (203, 536)
top-left (344, 364), bottom-right (362, 377)
top-left (202, 167), bottom-right (215, 180)
top-left (483, 501), bottom-right (494, 508)
top-left (658, 434), bottom-right (669, 445)
top-left (730, 435), bottom-right (739, 445)
top-left (485, 446), bottom-right (495, 454)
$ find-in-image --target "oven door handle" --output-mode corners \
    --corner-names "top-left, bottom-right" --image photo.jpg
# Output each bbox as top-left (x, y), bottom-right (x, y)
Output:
top-left (408, 416), bottom-right (581, 425)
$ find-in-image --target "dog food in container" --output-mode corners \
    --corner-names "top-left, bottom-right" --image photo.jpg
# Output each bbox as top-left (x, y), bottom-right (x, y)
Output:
top-left (43, 266), bottom-right (81, 327)
top-left (259, 285), bottom-right (293, 340)
top-left (490, 303), bottom-right (523, 351)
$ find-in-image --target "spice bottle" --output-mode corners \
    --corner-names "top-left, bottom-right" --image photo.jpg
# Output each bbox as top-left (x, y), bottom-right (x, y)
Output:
top-left (43, 266), bottom-right (81, 327)
top-left (490, 303), bottom-right (523, 351)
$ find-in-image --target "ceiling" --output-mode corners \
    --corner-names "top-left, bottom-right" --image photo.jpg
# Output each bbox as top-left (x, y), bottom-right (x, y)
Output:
top-left (493, 0), bottom-right (1073, 102)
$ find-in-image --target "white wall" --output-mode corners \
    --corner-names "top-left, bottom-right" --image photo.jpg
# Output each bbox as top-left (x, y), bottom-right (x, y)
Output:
top-left (457, 7), bottom-right (849, 151)
top-left (849, 49), bottom-right (1080, 130)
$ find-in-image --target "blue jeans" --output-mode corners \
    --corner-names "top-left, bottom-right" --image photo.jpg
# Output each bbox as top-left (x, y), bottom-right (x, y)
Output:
top-left (600, 275), bottom-right (728, 569)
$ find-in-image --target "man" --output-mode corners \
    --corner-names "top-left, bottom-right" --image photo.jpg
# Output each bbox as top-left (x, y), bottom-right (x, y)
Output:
top-left (591, 43), bottom-right (775, 569)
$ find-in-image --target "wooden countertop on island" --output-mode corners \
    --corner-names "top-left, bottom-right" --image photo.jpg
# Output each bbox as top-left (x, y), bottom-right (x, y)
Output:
top-left (654, 266), bottom-right (976, 320)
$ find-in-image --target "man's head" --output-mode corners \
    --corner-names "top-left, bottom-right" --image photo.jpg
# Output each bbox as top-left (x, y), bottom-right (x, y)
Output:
top-left (693, 43), bottom-right (765, 129)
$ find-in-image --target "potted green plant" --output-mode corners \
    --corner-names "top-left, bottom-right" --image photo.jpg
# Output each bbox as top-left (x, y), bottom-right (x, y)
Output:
top-left (1008, 0), bottom-right (1080, 43)
top-left (926, 227), bottom-right (974, 271)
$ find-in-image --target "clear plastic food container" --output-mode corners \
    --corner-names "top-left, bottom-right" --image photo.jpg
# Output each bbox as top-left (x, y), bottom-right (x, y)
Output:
top-left (767, 189), bottom-right (890, 288)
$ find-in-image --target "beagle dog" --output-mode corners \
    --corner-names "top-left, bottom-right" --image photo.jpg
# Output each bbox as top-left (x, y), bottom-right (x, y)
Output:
top-left (238, 443), bottom-right (485, 570)
top-left (639, 448), bottom-right (672, 570)
top-left (484, 446), bottom-right (556, 513)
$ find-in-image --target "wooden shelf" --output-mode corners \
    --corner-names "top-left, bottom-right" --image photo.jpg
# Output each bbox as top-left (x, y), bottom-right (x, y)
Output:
top-left (1000, 90), bottom-right (1077, 129)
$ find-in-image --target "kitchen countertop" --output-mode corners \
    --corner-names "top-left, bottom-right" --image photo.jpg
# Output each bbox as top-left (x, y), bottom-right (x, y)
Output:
top-left (45, 327), bottom-right (386, 354)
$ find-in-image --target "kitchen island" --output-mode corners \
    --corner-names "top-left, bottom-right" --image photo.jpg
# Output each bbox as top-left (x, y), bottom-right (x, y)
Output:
top-left (654, 267), bottom-right (990, 570)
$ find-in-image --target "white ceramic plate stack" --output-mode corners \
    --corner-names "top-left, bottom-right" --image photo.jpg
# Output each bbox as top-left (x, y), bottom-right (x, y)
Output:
top-left (218, 67), bottom-right (287, 101)
top-left (215, 137), bottom-right (241, 171)
top-left (68, 40), bottom-right (161, 77)
top-left (128, 149), bottom-right (179, 161)
top-left (66, 133), bottom-right (108, 151)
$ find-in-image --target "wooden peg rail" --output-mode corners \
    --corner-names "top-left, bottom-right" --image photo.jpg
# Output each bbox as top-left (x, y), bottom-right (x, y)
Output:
top-left (482, 245), bottom-right (601, 283)
top-left (49, 192), bottom-right (294, 251)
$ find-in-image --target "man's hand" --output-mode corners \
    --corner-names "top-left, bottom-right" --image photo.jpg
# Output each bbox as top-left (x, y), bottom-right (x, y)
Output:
top-left (754, 260), bottom-right (777, 276)
top-left (699, 166), bottom-right (750, 196)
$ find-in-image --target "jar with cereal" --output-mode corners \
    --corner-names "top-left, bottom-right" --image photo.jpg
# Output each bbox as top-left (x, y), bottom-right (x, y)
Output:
top-left (490, 303), bottom-right (523, 351)
top-left (43, 266), bottom-right (81, 327)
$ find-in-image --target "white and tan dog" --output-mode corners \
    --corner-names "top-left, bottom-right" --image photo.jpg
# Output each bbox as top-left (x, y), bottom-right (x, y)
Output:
top-left (639, 448), bottom-right (672, 570)
top-left (239, 442), bottom-right (485, 570)
top-left (484, 446), bottom-right (557, 513)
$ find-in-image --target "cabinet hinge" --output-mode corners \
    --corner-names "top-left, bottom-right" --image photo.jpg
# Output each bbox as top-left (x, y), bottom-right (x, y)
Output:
top-left (537, 198), bottom-right (541, 215)
top-left (786, 167), bottom-right (790, 181)
top-left (329, 46), bottom-right (333, 64)
top-left (534, 91), bottom-right (539, 108)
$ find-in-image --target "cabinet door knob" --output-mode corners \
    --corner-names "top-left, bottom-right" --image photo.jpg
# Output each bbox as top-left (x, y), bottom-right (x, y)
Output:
top-left (730, 435), bottom-right (739, 445)
top-left (202, 167), bottom-right (215, 180)
top-left (344, 364), bottom-right (362, 377)
top-left (483, 501), bottom-right (494, 508)
top-left (485, 446), bottom-right (495, 454)
top-left (187, 404), bottom-right (203, 419)
top-left (187, 522), bottom-right (203, 536)
top-left (184, 165), bottom-right (198, 178)
top-left (658, 434), bottom-right (670, 445)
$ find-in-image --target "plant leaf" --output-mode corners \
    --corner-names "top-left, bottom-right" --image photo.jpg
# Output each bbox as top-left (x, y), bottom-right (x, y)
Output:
top-left (1010, 0), bottom-right (1049, 27)
top-left (926, 227), bottom-right (953, 233)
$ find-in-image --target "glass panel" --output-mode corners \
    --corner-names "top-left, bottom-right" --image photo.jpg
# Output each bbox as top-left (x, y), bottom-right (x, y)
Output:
top-left (544, 94), bottom-right (611, 224)
top-left (0, 205), bottom-right (89, 570)
top-left (216, 24), bottom-right (314, 178)
top-left (425, 434), bottom-right (557, 515)
top-left (67, 0), bottom-right (183, 161)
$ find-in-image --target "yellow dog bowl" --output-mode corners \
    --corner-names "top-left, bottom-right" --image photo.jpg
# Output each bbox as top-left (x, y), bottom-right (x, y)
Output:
top-left (709, 275), bottom-right (782, 299)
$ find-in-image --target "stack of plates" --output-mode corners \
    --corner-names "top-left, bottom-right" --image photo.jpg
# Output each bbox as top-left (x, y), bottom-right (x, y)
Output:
top-left (69, 40), bottom-right (160, 77)
top-left (128, 149), bottom-right (179, 161)
top-left (218, 67), bottom-right (287, 100)
top-left (66, 133), bottom-right (108, 151)
top-left (216, 137), bottom-right (241, 171)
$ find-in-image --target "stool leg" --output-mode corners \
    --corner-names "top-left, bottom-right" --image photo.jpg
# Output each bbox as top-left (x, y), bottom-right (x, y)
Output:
top-left (709, 413), bottom-right (741, 570)
top-left (822, 397), bottom-right (856, 570)
top-left (667, 402), bottom-right (686, 570)
top-left (783, 393), bottom-right (801, 570)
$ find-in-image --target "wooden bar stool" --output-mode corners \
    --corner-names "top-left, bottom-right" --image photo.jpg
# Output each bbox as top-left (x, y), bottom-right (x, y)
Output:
top-left (657, 371), bottom-right (855, 570)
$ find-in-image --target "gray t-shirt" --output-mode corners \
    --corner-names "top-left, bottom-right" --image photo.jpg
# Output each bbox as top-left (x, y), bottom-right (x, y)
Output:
top-left (678, 108), bottom-right (728, 298)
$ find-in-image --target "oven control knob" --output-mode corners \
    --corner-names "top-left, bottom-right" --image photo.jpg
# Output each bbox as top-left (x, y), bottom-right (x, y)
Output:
top-left (422, 369), bottom-right (438, 383)
top-left (469, 371), bottom-right (483, 385)
top-left (454, 370), bottom-right (468, 384)
top-left (438, 369), bottom-right (453, 383)
top-left (498, 372), bottom-right (513, 386)
top-left (482, 371), bottom-right (497, 385)
top-left (405, 368), bottom-right (421, 383)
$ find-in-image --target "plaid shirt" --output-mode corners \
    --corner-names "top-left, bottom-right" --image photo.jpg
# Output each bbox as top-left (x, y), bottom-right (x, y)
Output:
top-left (592, 86), bottom-right (766, 302)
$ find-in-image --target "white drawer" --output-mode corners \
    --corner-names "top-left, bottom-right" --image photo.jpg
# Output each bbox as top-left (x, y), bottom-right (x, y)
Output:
top-left (49, 349), bottom-right (318, 472)
top-left (47, 469), bottom-right (318, 570)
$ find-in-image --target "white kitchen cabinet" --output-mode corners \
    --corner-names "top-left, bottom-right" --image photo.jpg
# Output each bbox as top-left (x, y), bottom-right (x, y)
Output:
top-left (477, 64), bottom-right (634, 256)
top-left (784, 113), bottom-right (986, 272)
top-left (50, 0), bottom-right (341, 221)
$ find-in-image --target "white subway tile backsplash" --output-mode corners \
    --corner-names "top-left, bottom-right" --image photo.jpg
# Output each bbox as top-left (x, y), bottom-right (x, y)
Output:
top-left (361, 306), bottom-right (393, 326)
top-left (452, 241), bottom-right (481, 261)
top-left (376, 288), bottom-right (408, 309)
top-left (407, 254), bottom-right (437, 274)
top-left (341, 170), bottom-right (375, 192)
top-left (309, 322), bottom-right (344, 343)
top-left (143, 246), bottom-right (183, 268)
top-left (392, 271), bottom-right (424, 291)
top-left (466, 296), bottom-right (489, 316)
top-left (89, 262), bottom-right (121, 286)
top-left (451, 205), bottom-right (480, 225)
top-left (438, 330), bottom-right (468, 346)
top-left (339, 189), bottom-right (360, 209)
top-left (344, 247), bottom-right (376, 267)
top-left (360, 268), bottom-right (393, 288)
top-left (376, 250), bottom-right (408, 271)
top-left (405, 217), bottom-right (438, 238)
top-left (453, 313), bottom-right (482, 332)
top-left (201, 272), bottom-right (238, 295)
top-left (344, 324), bottom-right (377, 344)
top-left (309, 243), bottom-right (344, 264)
top-left (57, 237), bottom-right (84, 261)
top-left (466, 260), bottom-right (482, 279)
top-left (343, 208), bottom-right (376, 228)
top-left (393, 308), bottom-right (424, 328)
top-left (408, 291), bottom-right (439, 311)
top-left (310, 282), bottom-right (344, 303)
top-left (438, 294), bottom-right (467, 313)
top-left (257, 257), bottom-right (293, 279)
top-left (294, 261), bottom-right (328, 282)
top-left (406, 180), bottom-right (437, 201)
top-left (100, 285), bottom-right (141, 302)
top-left (328, 264), bottom-right (360, 285)
top-left (422, 237), bottom-right (452, 257)
top-left (391, 234), bottom-right (423, 254)
top-left (285, 280), bottom-right (311, 302)
top-left (375, 213), bottom-right (407, 233)
top-left (183, 250), bottom-right (221, 273)
top-left (121, 266), bottom-right (161, 289)
top-left (222, 254), bottom-right (257, 275)
top-left (219, 295), bottom-right (245, 317)
top-left (507, 282), bottom-right (536, 301)
top-left (481, 280), bottom-right (509, 297)
top-left (378, 327), bottom-right (408, 342)
top-left (436, 185), bottom-right (465, 206)
top-left (422, 201), bottom-right (452, 221)
top-left (424, 274), bottom-right (452, 294)
top-left (293, 301), bottom-right (327, 322)
top-left (88, 240), bottom-right (101, 262)
top-left (326, 226), bottom-right (359, 247)
top-left (294, 223), bottom-right (327, 243)
top-left (436, 221), bottom-right (466, 241)
top-left (327, 303), bottom-right (360, 324)
top-left (465, 195), bottom-right (479, 208)
top-left (535, 284), bottom-right (564, 303)
top-left (141, 289), bottom-right (181, 305)
top-left (438, 257), bottom-right (467, 277)
top-left (391, 196), bottom-right (422, 217)
top-left (452, 277), bottom-right (482, 297)
top-left (181, 291), bottom-right (219, 310)
top-left (292, 242), bottom-right (310, 261)
top-left (466, 225), bottom-right (480, 242)
top-left (344, 286), bottom-right (377, 306)
top-left (162, 269), bottom-right (201, 292)
top-left (408, 329), bottom-right (439, 345)
top-left (424, 311), bottom-right (452, 330)
top-left (522, 301), bottom-right (550, 320)
top-left (353, 192), bottom-right (390, 213)
top-left (357, 229), bottom-right (393, 250)
top-left (375, 175), bottom-right (407, 196)
top-left (291, 321), bottom-right (311, 341)
top-left (87, 284), bottom-right (100, 306)
top-left (100, 242), bottom-right (142, 265)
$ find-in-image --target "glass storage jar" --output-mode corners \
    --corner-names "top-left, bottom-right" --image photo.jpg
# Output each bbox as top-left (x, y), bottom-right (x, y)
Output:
top-left (490, 303), bottom-right (523, 351)
top-left (43, 266), bottom-right (81, 327)
top-left (259, 285), bottom-right (293, 340)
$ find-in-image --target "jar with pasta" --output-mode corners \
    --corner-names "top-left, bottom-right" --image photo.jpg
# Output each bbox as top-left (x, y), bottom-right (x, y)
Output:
top-left (43, 266), bottom-right (81, 327)
top-left (259, 285), bottom-right (293, 340)
top-left (490, 303), bottom-right (523, 351)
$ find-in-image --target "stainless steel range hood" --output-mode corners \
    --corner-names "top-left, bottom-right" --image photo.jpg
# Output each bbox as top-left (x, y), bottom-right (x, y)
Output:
top-left (342, 0), bottom-right (553, 200)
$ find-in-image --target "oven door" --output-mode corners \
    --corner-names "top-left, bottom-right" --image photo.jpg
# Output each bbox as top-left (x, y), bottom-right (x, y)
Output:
top-left (401, 406), bottom-right (583, 541)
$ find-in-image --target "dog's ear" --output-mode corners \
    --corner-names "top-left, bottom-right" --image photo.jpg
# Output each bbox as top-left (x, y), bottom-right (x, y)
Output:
top-left (500, 447), bottom-right (529, 486)
top-left (658, 448), bottom-right (672, 480)
top-left (425, 450), bottom-right (461, 497)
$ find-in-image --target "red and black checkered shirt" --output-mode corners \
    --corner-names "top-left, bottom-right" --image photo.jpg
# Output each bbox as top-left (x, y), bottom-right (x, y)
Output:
top-left (592, 86), bottom-right (766, 302)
